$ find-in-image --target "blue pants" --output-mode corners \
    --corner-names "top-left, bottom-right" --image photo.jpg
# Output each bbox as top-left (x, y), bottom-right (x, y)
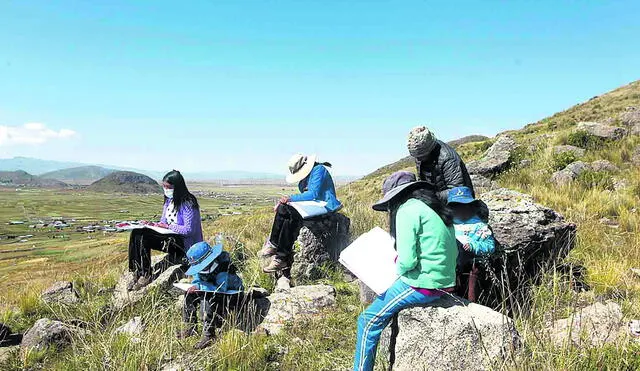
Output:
top-left (353, 279), bottom-right (440, 371)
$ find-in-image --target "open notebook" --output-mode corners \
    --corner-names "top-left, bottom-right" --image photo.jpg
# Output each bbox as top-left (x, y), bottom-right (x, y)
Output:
top-left (339, 227), bottom-right (398, 295)
top-left (288, 201), bottom-right (329, 219)
top-left (119, 224), bottom-right (176, 235)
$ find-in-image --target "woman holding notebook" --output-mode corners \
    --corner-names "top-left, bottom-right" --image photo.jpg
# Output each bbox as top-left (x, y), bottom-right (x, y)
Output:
top-left (259, 153), bottom-right (342, 273)
top-left (128, 170), bottom-right (204, 290)
top-left (353, 171), bottom-right (457, 371)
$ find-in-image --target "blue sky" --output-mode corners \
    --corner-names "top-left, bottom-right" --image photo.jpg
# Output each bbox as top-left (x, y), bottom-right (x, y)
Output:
top-left (1, 1), bottom-right (639, 176)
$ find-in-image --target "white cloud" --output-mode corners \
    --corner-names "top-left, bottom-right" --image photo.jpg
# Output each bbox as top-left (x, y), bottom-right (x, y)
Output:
top-left (0, 123), bottom-right (77, 146)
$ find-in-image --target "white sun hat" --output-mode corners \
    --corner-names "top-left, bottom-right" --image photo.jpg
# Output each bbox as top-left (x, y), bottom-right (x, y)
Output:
top-left (286, 153), bottom-right (318, 184)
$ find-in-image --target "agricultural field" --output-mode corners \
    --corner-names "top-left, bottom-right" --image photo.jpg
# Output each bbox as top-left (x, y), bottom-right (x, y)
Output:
top-left (0, 184), bottom-right (295, 308)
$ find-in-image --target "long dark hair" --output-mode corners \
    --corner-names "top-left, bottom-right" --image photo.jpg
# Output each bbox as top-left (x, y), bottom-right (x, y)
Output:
top-left (315, 161), bottom-right (332, 168)
top-left (388, 187), bottom-right (453, 237)
top-left (163, 170), bottom-right (199, 211)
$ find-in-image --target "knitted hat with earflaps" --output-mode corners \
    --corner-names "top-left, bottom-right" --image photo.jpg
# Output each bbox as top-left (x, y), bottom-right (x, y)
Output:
top-left (407, 126), bottom-right (438, 159)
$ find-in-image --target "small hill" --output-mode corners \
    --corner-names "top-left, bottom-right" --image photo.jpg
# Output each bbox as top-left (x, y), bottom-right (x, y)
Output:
top-left (0, 170), bottom-right (68, 188)
top-left (88, 171), bottom-right (161, 194)
top-left (40, 166), bottom-right (116, 185)
top-left (447, 134), bottom-right (490, 148)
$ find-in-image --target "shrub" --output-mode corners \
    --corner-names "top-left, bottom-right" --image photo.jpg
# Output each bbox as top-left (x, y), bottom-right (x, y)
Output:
top-left (551, 151), bottom-right (577, 170)
top-left (565, 130), bottom-right (605, 150)
top-left (577, 170), bottom-right (614, 190)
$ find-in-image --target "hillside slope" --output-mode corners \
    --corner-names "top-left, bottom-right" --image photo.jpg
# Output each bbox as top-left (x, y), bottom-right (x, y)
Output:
top-left (40, 166), bottom-right (116, 185)
top-left (0, 170), bottom-right (68, 188)
top-left (1, 80), bottom-right (639, 370)
top-left (88, 171), bottom-right (161, 194)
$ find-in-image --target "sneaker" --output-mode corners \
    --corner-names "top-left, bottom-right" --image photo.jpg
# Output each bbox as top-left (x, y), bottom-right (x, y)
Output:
top-left (194, 333), bottom-right (214, 350)
top-left (132, 275), bottom-right (152, 291)
top-left (175, 326), bottom-right (197, 340)
top-left (263, 256), bottom-right (289, 273)
top-left (258, 241), bottom-right (277, 258)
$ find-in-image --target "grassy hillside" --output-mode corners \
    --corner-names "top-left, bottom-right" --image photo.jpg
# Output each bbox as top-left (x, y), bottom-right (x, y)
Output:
top-left (1, 81), bottom-right (639, 370)
top-left (40, 166), bottom-right (116, 185)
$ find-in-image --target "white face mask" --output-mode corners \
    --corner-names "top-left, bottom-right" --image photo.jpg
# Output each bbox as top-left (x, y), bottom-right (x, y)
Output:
top-left (164, 188), bottom-right (174, 199)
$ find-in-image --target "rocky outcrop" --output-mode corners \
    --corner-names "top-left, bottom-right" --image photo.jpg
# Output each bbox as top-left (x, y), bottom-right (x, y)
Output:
top-left (631, 145), bottom-right (640, 166)
top-left (590, 160), bottom-right (619, 172)
top-left (619, 106), bottom-right (640, 135)
top-left (576, 122), bottom-right (627, 140)
top-left (115, 317), bottom-right (145, 337)
top-left (41, 281), bottom-right (80, 305)
top-left (480, 188), bottom-right (576, 308)
top-left (550, 161), bottom-right (590, 185)
top-left (467, 136), bottom-right (517, 177)
top-left (291, 213), bottom-right (350, 284)
top-left (470, 174), bottom-right (499, 194)
top-left (20, 318), bottom-right (84, 353)
top-left (112, 255), bottom-right (185, 310)
top-left (256, 284), bottom-right (336, 335)
top-left (549, 302), bottom-right (626, 347)
top-left (380, 296), bottom-right (520, 371)
top-left (551, 160), bottom-right (619, 186)
top-left (552, 145), bottom-right (586, 158)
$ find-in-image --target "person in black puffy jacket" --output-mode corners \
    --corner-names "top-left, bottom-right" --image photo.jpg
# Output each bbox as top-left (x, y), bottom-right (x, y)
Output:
top-left (407, 126), bottom-right (475, 204)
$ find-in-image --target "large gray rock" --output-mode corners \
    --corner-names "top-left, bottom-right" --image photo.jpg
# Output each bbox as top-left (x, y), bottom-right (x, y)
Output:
top-left (619, 106), bottom-right (640, 135)
top-left (115, 316), bottom-right (145, 337)
top-left (576, 122), bottom-right (627, 140)
top-left (631, 145), bottom-right (640, 166)
top-left (552, 145), bottom-right (586, 157)
top-left (470, 174), bottom-right (499, 194)
top-left (20, 318), bottom-right (84, 353)
top-left (111, 256), bottom-right (185, 310)
top-left (380, 296), bottom-right (520, 371)
top-left (357, 279), bottom-right (378, 305)
top-left (291, 213), bottom-right (350, 284)
top-left (590, 159), bottom-right (619, 172)
top-left (480, 189), bottom-right (576, 307)
top-left (549, 302), bottom-right (626, 347)
top-left (468, 136), bottom-right (517, 177)
top-left (256, 284), bottom-right (336, 335)
top-left (550, 161), bottom-right (590, 185)
top-left (41, 281), bottom-right (80, 305)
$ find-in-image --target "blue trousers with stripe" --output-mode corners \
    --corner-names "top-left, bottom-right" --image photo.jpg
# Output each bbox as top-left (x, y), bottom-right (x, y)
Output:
top-left (353, 279), bottom-right (439, 371)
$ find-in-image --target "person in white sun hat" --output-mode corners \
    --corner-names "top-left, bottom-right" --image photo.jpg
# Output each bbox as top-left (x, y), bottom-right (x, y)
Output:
top-left (259, 153), bottom-right (343, 273)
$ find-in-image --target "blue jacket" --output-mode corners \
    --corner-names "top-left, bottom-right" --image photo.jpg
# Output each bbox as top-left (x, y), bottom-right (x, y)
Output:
top-left (192, 271), bottom-right (244, 293)
top-left (289, 164), bottom-right (342, 212)
top-left (453, 216), bottom-right (495, 256)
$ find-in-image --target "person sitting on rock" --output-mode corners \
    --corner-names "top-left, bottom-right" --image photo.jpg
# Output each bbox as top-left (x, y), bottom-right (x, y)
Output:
top-left (128, 170), bottom-right (203, 290)
top-left (407, 126), bottom-right (475, 204)
top-left (259, 153), bottom-right (343, 273)
top-left (448, 186), bottom-right (496, 302)
top-left (176, 241), bottom-right (244, 349)
top-left (353, 171), bottom-right (457, 371)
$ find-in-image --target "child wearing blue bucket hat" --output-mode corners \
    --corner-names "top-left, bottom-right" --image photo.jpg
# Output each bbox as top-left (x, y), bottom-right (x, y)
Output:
top-left (448, 186), bottom-right (495, 302)
top-left (177, 241), bottom-right (244, 349)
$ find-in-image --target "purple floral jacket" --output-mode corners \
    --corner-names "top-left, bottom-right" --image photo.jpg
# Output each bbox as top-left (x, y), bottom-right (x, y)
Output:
top-left (160, 199), bottom-right (204, 249)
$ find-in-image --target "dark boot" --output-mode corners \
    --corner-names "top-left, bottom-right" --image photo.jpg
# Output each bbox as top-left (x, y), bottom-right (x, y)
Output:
top-left (194, 332), bottom-right (215, 350)
top-left (175, 325), bottom-right (197, 340)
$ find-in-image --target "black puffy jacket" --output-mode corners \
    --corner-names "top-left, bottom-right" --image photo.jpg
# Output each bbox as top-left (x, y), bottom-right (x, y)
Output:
top-left (415, 140), bottom-right (475, 203)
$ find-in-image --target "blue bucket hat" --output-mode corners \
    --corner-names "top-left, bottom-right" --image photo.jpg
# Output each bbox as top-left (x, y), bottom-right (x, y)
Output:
top-left (448, 186), bottom-right (476, 204)
top-left (372, 171), bottom-right (432, 211)
top-left (185, 241), bottom-right (223, 276)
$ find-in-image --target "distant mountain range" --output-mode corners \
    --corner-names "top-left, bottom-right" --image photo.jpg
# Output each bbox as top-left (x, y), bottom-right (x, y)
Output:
top-left (40, 166), bottom-right (117, 185)
top-left (0, 157), bottom-right (285, 183)
top-left (0, 170), bottom-right (68, 188)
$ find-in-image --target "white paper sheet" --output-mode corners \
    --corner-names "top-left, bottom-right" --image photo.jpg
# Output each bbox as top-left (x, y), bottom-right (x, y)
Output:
top-left (172, 282), bottom-right (242, 295)
top-left (288, 201), bottom-right (328, 219)
top-left (339, 227), bottom-right (398, 295)
top-left (121, 224), bottom-right (177, 235)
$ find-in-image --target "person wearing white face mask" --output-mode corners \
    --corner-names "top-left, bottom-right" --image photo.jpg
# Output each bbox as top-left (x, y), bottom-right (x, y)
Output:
top-left (127, 170), bottom-right (204, 290)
